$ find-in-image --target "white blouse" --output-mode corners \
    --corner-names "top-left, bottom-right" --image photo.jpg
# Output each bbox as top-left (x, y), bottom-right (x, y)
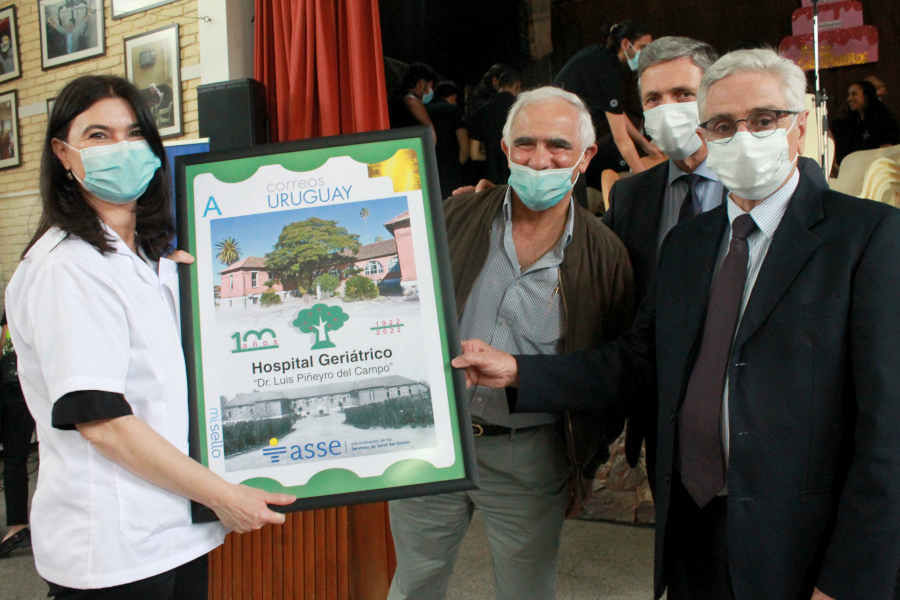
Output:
top-left (5, 226), bottom-right (226, 589)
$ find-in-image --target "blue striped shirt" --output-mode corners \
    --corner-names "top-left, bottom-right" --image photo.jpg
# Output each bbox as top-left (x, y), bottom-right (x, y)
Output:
top-left (459, 188), bottom-right (574, 428)
top-left (658, 159), bottom-right (725, 251)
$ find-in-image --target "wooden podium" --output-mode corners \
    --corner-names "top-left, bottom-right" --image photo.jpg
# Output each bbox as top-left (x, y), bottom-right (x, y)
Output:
top-left (208, 503), bottom-right (396, 599)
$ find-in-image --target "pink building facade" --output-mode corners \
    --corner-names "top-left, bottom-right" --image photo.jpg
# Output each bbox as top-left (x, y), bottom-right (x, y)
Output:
top-left (384, 212), bottom-right (417, 294)
top-left (351, 239), bottom-right (399, 283)
top-left (219, 256), bottom-right (284, 307)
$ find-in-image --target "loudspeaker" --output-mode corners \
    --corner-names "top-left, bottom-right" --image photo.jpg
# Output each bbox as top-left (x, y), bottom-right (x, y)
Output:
top-left (197, 78), bottom-right (269, 152)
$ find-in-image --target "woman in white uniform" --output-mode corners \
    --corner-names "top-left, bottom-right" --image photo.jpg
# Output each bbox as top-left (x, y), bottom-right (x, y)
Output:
top-left (4, 75), bottom-right (295, 599)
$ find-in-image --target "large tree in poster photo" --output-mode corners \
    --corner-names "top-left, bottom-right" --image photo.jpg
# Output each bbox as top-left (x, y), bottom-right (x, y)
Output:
top-left (265, 217), bottom-right (359, 292)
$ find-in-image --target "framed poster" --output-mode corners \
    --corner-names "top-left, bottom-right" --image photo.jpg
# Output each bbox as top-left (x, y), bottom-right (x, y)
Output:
top-left (0, 4), bottom-right (21, 84)
top-left (112, 0), bottom-right (178, 20)
top-left (124, 24), bottom-right (182, 139)
top-left (38, 0), bottom-right (104, 69)
top-left (0, 90), bottom-right (19, 170)
top-left (176, 126), bottom-right (477, 520)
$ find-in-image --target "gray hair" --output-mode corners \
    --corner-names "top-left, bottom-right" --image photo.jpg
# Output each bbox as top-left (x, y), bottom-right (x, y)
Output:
top-left (698, 48), bottom-right (807, 117)
top-left (637, 36), bottom-right (719, 97)
top-left (502, 87), bottom-right (596, 152)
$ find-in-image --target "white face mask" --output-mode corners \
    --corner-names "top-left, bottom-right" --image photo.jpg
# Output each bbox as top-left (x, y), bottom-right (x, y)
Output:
top-left (705, 118), bottom-right (798, 200)
top-left (643, 102), bottom-right (703, 161)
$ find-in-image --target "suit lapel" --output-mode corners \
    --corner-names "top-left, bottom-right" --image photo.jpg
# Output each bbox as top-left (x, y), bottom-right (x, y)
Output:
top-left (733, 177), bottom-right (824, 347)
top-left (648, 161), bottom-right (669, 227)
top-left (671, 207), bottom-right (730, 387)
top-left (635, 162), bottom-right (669, 264)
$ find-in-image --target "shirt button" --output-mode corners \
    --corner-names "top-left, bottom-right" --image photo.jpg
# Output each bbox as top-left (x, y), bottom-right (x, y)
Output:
top-left (476, 397), bottom-right (483, 403)
top-left (498, 318), bottom-right (505, 326)
top-left (669, 411), bottom-right (676, 423)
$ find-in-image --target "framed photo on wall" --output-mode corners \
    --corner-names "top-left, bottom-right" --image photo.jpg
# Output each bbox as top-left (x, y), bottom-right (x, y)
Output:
top-left (111, 0), bottom-right (178, 20)
top-left (38, 0), bottom-right (104, 69)
top-left (0, 4), bottom-right (22, 84)
top-left (0, 90), bottom-right (19, 170)
top-left (175, 126), bottom-right (477, 520)
top-left (124, 24), bottom-right (182, 139)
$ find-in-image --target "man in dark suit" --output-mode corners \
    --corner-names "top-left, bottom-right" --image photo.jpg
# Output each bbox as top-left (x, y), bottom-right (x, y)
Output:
top-left (604, 37), bottom-right (723, 478)
top-left (607, 37), bottom-right (830, 484)
top-left (453, 48), bottom-right (900, 600)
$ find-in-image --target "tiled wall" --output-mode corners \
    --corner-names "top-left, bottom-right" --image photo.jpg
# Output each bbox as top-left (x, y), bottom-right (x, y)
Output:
top-left (0, 0), bottom-right (202, 309)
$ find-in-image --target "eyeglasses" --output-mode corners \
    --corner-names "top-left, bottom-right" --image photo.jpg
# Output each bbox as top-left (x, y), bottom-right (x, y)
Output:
top-left (699, 110), bottom-right (799, 144)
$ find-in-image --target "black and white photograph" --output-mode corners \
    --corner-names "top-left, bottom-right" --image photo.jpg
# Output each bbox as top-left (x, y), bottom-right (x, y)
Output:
top-left (124, 24), bottom-right (182, 138)
top-left (0, 90), bottom-right (19, 170)
top-left (0, 4), bottom-right (21, 84)
top-left (38, 0), bottom-right (104, 69)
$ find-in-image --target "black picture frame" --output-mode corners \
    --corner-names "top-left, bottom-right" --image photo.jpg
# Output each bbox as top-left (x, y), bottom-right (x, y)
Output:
top-left (111, 0), bottom-right (178, 20)
top-left (124, 24), bottom-right (182, 139)
top-left (38, 0), bottom-right (105, 70)
top-left (175, 126), bottom-right (477, 521)
top-left (0, 89), bottom-right (20, 170)
top-left (0, 4), bottom-right (22, 84)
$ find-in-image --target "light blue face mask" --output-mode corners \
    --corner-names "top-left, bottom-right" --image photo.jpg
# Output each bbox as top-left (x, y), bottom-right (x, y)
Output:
top-left (626, 41), bottom-right (641, 72)
top-left (64, 139), bottom-right (161, 204)
top-left (422, 86), bottom-right (434, 105)
top-left (507, 150), bottom-right (585, 211)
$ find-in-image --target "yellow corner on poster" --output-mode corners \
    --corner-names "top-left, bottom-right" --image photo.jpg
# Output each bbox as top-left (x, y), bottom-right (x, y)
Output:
top-left (368, 149), bottom-right (422, 193)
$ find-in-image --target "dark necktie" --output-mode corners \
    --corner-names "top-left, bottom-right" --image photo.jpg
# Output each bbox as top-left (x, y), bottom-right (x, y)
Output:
top-left (677, 174), bottom-right (703, 223)
top-left (678, 213), bottom-right (758, 508)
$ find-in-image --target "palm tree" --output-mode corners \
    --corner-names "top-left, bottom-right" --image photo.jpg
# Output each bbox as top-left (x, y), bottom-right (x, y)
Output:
top-left (360, 207), bottom-right (370, 242)
top-left (216, 237), bottom-right (242, 266)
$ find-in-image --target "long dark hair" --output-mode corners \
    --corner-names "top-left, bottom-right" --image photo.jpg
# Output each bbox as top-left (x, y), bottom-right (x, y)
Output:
top-left (25, 75), bottom-right (174, 260)
top-left (603, 19), bottom-right (651, 54)
top-left (851, 80), bottom-right (885, 120)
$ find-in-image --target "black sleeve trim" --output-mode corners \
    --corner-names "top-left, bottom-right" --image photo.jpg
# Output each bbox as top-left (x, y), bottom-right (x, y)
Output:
top-left (505, 386), bottom-right (518, 414)
top-left (52, 390), bottom-right (133, 430)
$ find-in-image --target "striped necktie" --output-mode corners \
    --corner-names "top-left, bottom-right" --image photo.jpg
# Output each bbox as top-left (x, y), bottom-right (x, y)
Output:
top-left (677, 173), bottom-right (703, 223)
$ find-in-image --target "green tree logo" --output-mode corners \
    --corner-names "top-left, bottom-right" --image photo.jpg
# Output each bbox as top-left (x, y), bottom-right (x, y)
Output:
top-left (293, 304), bottom-right (350, 349)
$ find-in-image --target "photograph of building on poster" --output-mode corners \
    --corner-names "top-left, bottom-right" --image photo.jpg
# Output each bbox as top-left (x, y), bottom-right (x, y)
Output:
top-left (207, 195), bottom-right (438, 472)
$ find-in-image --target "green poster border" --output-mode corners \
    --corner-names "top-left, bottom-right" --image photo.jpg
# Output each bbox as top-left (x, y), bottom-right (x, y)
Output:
top-left (176, 127), bottom-right (476, 521)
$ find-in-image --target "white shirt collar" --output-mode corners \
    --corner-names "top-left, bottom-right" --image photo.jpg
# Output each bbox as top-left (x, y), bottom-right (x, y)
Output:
top-left (726, 167), bottom-right (799, 240)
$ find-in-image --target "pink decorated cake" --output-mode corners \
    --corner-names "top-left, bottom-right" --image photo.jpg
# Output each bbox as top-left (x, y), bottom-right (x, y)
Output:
top-left (780, 25), bottom-right (878, 70)
top-left (792, 1), bottom-right (863, 35)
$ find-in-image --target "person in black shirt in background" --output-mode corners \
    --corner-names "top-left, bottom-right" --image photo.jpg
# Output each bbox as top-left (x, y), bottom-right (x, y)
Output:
top-left (555, 19), bottom-right (661, 180)
top-left (467, 63), bottom-right (513, 117)
top-left (832, 79), bottom-right (900, 167)
top-left (469, 70), bottom-right (521, 187)
top-left (426, 81), bottom-right (469, 199)
top-left (0, 311), bottom-right (35, 558)
top-left (389, 62), bottom-right (437, 143)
